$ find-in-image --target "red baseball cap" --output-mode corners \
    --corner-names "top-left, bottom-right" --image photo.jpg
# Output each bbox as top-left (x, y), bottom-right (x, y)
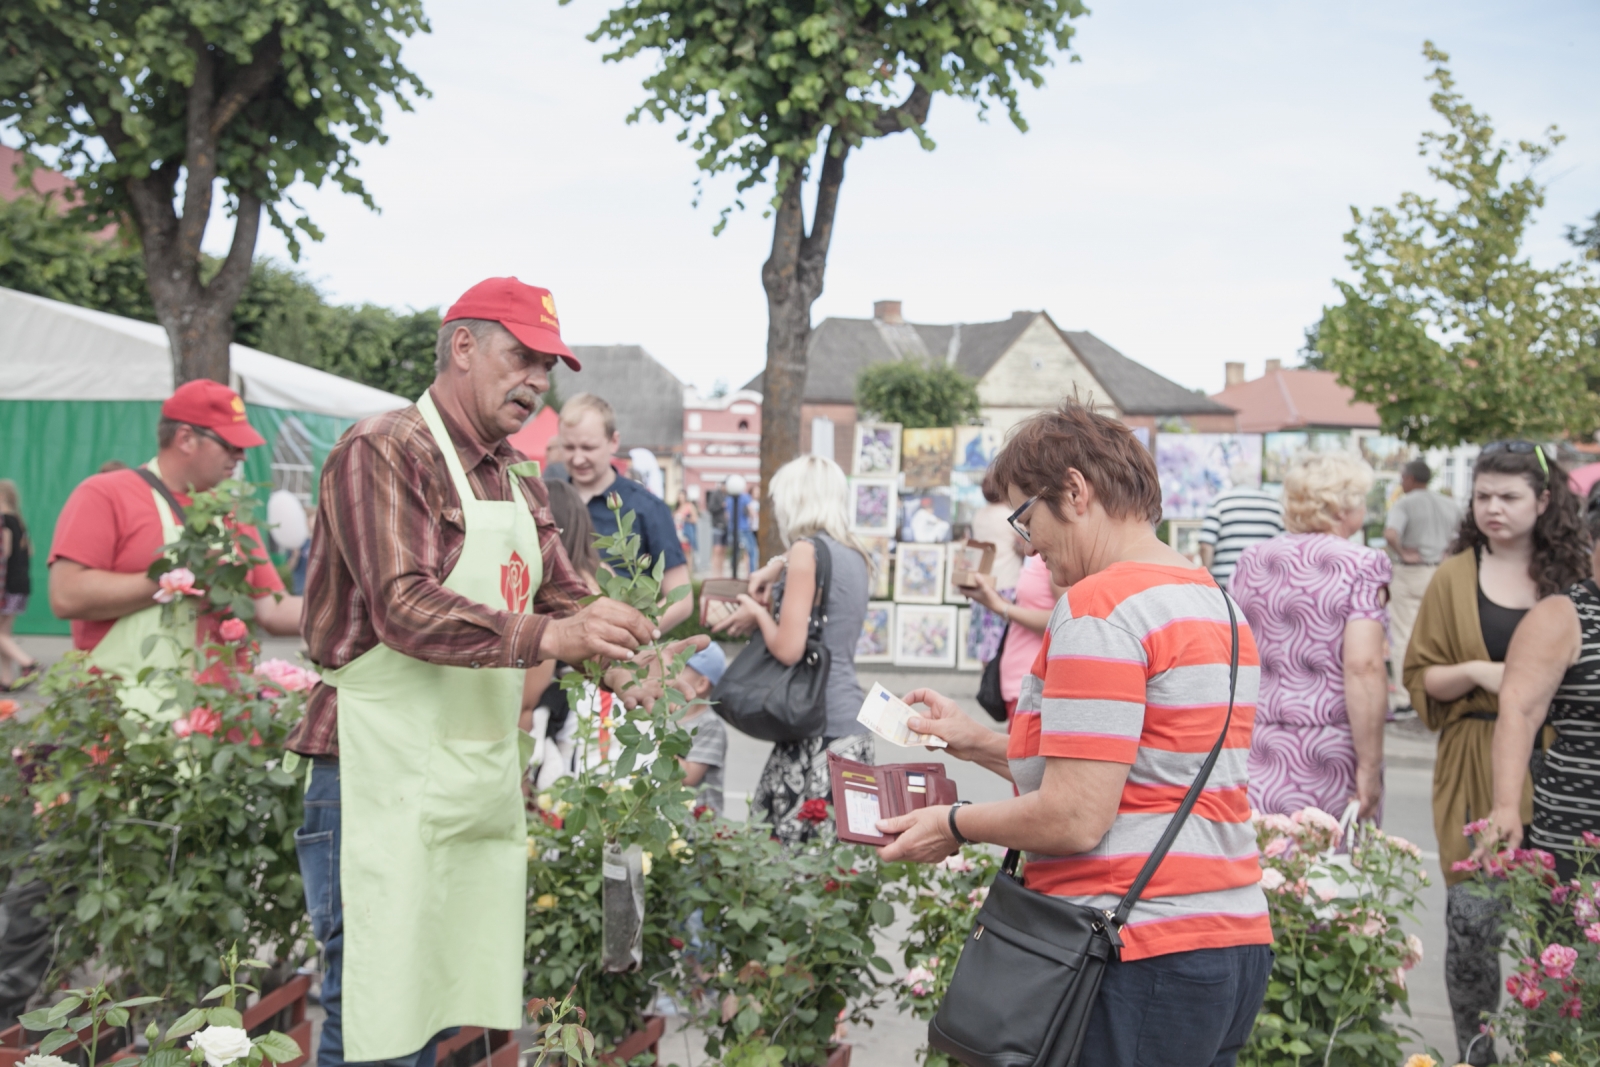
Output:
top-left (443, 277), bottom-right (581, 371)
top-left (161, 380), bottom-right (267, 449)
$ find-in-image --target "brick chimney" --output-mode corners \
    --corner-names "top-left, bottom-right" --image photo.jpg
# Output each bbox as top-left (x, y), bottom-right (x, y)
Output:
top-left (873, 300), bottom-right (903, 324)
top-left (1225, 362), bottom-right (1245, 388)
top-left (1265, 358), bottom-right (1282, 374)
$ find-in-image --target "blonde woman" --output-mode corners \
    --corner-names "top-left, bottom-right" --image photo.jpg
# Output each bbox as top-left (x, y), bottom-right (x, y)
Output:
top-left (1230, 452), bottom-right (1390, 821)
top-left (713, 455), bottom-right (872, 844)
top-left (0, 481), bottom-right (40, 691)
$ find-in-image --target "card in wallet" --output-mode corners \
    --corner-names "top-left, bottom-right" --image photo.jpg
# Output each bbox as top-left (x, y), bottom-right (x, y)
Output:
top-left (828, 751), bottom-right (958, 847)
top-left (699, 578), bottom-right (747, 628)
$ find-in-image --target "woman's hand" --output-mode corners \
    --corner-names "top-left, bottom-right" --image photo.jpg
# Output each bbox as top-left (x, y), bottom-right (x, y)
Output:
top-left (903, 688), bottom-right (1003, 766)
top-left (1470, 803), bottom-right (1525, 862)
top-left (1474, 661), bottom-right (1506, 695)
top-left (711, 594), bottom-right (766, 638)
top-left (746, 557), bottom-right (786, 607)
top-left (876, 805), bottom-right (959, 863)
top-left (959, 572), bottom-right (1004, 613)
top-left (1352, 763), bottom-right (1383, 822)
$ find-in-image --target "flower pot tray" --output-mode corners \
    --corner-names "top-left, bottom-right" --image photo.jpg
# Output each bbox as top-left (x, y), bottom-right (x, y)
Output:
top-left (598, 1014), bottom-right (666, 1065)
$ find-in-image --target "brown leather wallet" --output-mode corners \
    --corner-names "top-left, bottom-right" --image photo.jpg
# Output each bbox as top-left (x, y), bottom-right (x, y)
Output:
top-left (699, 578), bottom-right (747, 628)
top-left (828, 751), bottom-right (958, 846)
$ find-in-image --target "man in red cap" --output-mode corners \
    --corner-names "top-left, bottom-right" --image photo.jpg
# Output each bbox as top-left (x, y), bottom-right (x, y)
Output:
top-left (286, 277), bottom-right (704, 1067)
top-left (49, 380), bottom-right (304, 694)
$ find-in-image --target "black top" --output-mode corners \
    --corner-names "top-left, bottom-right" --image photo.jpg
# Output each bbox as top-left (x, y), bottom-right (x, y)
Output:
top-left (1, 514), bottom-right (28, 596)
top-left (1477, 584), bottom-right (1529, 663)
top-left (1529, 579), bottom-right (1600, 856)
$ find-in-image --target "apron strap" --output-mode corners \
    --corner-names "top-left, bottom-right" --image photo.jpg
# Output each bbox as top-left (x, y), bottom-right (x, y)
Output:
top-left (416, 392), bottom-right (479, 505)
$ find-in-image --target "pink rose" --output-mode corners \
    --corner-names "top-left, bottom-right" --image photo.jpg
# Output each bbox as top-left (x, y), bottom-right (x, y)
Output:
top-left (254, 659), bottom-right (320, 693)
top-left (1541, 943), bottom-right (1578, 980)
top-left (218, 618), bottom-right (249, 643)
top-left (1553, 884), bottom-right (1574, 906)
top-left (1259, 868), bottom-right (1286, 892)
top-left (1576, 895), bottom-right (1599, 925)
top-left (1585, 922), bottom-right (1600, 944)
top-left (1462, 818), bottom-right (1491, 838)
top-left (1263, 836), bottom-right (1291, 859)
top-left (153, 567), bottom-right (199, 604)
top-left (1563, 996), bottom-right (1584, 1019)
top-left (174, 707), bottom-right (221, 739)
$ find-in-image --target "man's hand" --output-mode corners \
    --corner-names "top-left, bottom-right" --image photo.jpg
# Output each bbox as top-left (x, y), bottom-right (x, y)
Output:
top-left (605, 634), bottom-right (712, 709)
top-left (541, 598), bottom-right (658, 664)
top-left (877, 805), bottom-right (959, 863)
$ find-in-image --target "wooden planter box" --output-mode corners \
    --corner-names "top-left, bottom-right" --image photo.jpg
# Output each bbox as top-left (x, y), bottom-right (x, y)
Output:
top-left (433, 1027), bottom-right (518, 1067)
top-left (0, 973), bottom-right (313, 1067)
top-left (598, 1014), bottom-right (665, 1065)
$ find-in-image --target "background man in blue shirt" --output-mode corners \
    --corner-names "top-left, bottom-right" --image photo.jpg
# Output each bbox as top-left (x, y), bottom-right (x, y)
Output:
top-left (560, 392), bottom-right (693, 632)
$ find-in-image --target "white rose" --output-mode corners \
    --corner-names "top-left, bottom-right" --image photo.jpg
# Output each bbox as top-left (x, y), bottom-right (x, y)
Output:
top-left (189, 1025), bottom-right (254, 1067)
top-left (20, 1055), bottom-right (75, 1067)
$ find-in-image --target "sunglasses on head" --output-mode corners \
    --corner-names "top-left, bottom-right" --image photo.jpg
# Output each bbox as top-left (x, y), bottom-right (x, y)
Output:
top-left (1481, 440), bottom-right (1549, 477)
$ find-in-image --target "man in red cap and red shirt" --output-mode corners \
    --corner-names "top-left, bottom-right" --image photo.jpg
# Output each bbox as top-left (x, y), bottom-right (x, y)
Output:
top-left (49, 380), bottom-right (305, 710)
top-left (285, 278), bottom-right (701, 1067)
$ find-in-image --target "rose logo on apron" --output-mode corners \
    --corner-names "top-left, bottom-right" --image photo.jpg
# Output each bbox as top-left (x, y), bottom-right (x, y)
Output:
top-left (501, 551), bottom-right (532, 613)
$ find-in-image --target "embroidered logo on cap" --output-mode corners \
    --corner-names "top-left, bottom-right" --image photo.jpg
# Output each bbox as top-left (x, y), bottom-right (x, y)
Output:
top-left (230, 396), bottom-right (246, 418)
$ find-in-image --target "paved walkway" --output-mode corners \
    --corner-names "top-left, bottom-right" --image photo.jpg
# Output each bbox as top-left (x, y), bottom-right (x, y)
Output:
top-left (11, 636), bottom-right (1465, 1062)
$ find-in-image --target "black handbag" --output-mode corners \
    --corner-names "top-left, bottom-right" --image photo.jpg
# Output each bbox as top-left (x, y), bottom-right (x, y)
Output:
top-left (975, 620), bottom-right (1010, 722)
top-left (929, 594), bottom-right (1240, 1067)
top-left (709, 537), bottom-right (834, 743)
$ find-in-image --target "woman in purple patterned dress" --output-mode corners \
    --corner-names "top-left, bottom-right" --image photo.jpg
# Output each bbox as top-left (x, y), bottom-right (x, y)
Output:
top-left (1231, 451), bottom-right (1392, 822)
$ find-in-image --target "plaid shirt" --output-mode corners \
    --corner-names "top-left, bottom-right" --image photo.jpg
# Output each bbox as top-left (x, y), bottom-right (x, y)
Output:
top-left (285, 393), bottom-right (589, 757)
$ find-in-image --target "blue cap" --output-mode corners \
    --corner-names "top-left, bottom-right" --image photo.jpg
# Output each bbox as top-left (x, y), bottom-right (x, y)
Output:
top-left (687, 643), bottom-right (727, 686)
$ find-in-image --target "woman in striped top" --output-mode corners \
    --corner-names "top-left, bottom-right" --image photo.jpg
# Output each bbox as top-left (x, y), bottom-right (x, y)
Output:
top-left (877, 401), bottom-right (1272, 1067)
top-left (1487, 501), bottom-right (1600, 883)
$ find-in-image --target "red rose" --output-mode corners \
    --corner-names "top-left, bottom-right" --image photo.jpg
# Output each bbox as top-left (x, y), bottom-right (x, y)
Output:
top-left (796, 798), bottom-right (830, 824)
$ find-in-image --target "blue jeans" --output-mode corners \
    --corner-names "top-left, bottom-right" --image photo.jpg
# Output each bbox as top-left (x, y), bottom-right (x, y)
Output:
top-left (1078, 944), bottom-right (1272, 1067)
top-left (296, 759), bottom-right (457, 1067)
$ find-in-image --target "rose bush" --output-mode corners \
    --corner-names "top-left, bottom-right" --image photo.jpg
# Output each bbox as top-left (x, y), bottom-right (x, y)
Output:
top-left (1463, 827), bottom-right (1600, 1059)
top-left (1239, 809), bottom-right (1431, 1066)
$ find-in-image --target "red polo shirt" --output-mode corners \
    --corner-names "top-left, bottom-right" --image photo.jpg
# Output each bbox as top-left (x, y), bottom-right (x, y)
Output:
top-left (49, 468), bottom-right (284, 651)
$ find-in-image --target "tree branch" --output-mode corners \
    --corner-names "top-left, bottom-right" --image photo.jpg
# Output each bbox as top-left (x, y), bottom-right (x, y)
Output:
top-left (176, 30), bottom-right (219, 264)
top-left (206, 190), bottom-right (262, 307)
top-left (210, 30), bottom-right (283, 138)
top-left (798, 128), bottom-right (850, 291)
top-left (872, 84), bottom-right (932, 136)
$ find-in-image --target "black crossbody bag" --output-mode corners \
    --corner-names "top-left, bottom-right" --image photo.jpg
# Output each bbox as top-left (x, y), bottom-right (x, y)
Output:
top-left (710, 537), bottom-right (833, 743)
top-left (929, 594), bottom-right (1240, 1067)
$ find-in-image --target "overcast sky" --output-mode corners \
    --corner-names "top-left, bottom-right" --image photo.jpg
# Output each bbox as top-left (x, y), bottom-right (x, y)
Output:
top-left (227, 0), bottom-right (1600, 398)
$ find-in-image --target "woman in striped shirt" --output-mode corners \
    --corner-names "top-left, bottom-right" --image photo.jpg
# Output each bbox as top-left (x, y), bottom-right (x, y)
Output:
top-left (878, 401), bottom-right (1272, 1067)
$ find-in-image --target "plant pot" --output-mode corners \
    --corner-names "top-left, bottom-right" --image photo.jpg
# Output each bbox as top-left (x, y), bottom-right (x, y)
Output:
top-left (825, 1044), bottom-right (851, 1067)
top-left (598, 1014), bottom-right (666, 1065)
top-left (432, 1027), bottom-right (517, 1067)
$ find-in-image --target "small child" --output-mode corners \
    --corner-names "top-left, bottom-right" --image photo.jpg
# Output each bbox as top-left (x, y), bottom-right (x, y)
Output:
top-left (673, 644), bottom-right (728, 815)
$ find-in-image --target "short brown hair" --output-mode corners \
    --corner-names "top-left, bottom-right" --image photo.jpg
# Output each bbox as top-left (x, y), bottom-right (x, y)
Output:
top-left (560, 392), bottom-right (617, 439)
top-left (988, 401), bottom-right (1162, 525)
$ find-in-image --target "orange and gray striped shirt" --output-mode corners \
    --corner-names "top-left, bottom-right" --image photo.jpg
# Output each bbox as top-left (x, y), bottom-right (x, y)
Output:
top-left (1009, 562), bottom-right (1272, 962)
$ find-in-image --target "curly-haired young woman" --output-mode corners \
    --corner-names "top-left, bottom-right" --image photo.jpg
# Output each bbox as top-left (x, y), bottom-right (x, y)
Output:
top-left (1404, 442), bottom-right (1590, 1065)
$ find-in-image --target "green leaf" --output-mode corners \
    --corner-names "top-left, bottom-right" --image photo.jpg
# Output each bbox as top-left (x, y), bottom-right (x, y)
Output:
top-left (118, 996), bottom-right (164, 1009)
top-left (165, 1008), bottom-right (209, 1040)
top-left (40, 1030), bottom-right (78, 1055)
top-left (146, 1047), bottom-right (192, 1067)
top-left (105, 1006), bottom-right (130, 1028)
top-left (253, 1031), bottom-right (303, 1063)
top-left (201, 984), bottom-right (232, 1003)
top-left (46, 996), bottom-right (83, 1024)
top-left (207, 1006), bottom-right (245, 1028)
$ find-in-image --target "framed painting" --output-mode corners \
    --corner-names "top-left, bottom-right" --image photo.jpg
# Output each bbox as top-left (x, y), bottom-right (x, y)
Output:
top-left (899, 489), bottom-right (953, 543)
top-left (1155, 432), bottom-right (1263, 520)
top-left (859, 536), bottom-right (894, 600)
top-left (848, 477), bottom-right (898, 538)
top-left (902, 427), bottom-right (955, 489)
top-left (953, 426), bottom-right (1002, 472)
top-left (956, 608), bottom-right (981, 671)
top-left (893, 542), bottom-right (945, 604)
top-left (855, 602), bottom-right (895, 663)
top-left (1167, 519), bottom-right (1205, 565)
top-left (852, 422), bottom-right (902, 477)
top-left (894, 604), bottom-right (958, 669)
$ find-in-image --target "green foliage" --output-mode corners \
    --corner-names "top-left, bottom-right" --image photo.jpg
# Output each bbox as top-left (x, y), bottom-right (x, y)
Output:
top-left (147, 479), bottom-right (274, 630)
top-left (523, 989), bottom-right (598, 1067)
top-left (582, 0), bottom-right (1086, 218)
top-left (25, 652), bottom-right (310, 1006)
top-left (1570, 211), bottom-right (1600, 262)
top-left (232, 260), bottom-right (441, 401)
top-left (1239, 811), bottom-right (1433, 1067)
top-left (0, 0), bottom-right (429, 256)
top-left (0, 194), bottom-right (155, 321)
top-left (20, 946), bottom-right (301, 1067)
top-left (856, 360), bottom-right (981, 429)
top-left (1313, 42), bottom-right (1600, 449)
top-left (883, 848), bottom-right (1000, 1066)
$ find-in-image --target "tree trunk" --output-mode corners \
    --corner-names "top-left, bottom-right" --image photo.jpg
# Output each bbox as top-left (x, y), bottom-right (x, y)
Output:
top-left (111, 32), bottom-right (280, 385)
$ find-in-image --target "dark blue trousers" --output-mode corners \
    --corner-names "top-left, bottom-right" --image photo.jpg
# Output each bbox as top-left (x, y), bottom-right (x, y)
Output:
top-left (1078, 944), bottom-right (1273, 1067)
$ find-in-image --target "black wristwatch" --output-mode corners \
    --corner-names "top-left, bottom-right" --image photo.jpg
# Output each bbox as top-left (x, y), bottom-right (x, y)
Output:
top-left (948, 801), bottom-right (974, 846)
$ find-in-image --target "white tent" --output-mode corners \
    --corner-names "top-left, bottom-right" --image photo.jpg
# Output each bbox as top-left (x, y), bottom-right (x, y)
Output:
top-left (0, 286), bottom-right (408, 417)
top-left (0, 286), bottom-right (412, 634)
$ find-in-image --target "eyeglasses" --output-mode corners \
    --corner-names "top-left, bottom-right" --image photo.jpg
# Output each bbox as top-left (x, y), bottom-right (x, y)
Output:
top-left (1007, 496), bottom-right (1038, 542)
top-left (1481, 440), bottom-right (1549, 477)
top-left (187, 424), bottom-right (245, 458)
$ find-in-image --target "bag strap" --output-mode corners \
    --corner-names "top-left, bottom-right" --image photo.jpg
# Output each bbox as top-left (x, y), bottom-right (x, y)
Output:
top-left (999, 590), bottom-right (1241, 932)
top-left (806, 536), bottom-right (833, 640)
top-left (136, 468), bottom-right (188, 524)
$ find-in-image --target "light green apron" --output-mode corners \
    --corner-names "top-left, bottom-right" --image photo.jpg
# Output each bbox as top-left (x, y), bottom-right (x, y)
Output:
top-left (327, 391), bottom-right (541, 1061)
top-left (87, 459), bottom-right (194, 721)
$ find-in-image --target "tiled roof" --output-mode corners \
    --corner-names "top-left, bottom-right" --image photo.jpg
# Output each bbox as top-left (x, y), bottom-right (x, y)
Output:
top-left (553, 345), bottom-right (684, 450)
top-left (744, 310), bottom-right (1224, 417)
top-left (1209, 368), bottom-right (1381, 433)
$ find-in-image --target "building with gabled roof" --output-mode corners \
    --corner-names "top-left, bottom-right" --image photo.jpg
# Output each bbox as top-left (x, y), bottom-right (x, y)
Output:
top-left (1210, 360), bottom-right (1381, 433)
top-left (744, 301), bottom-right (1235, 463)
